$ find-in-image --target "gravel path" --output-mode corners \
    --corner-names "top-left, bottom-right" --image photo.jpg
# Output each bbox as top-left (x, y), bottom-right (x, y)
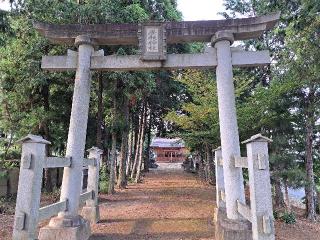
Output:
top-left (1, 164), bottom-right (319, 239)
top-left (90, 167), bottom-right (216, 240)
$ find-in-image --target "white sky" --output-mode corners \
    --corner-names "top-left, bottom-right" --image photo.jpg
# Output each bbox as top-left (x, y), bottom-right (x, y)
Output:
top-left (0, 0), bottom-right (225, 20)
top-left (177, 0), bottom-right (225, 20)
top-left (0, 1), bottom-right (10, 11)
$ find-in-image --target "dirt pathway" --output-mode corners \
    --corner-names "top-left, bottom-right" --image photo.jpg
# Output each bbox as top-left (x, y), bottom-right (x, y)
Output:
top-left (90, 166), bottom-right (216, 240)
top-left (2, 164), bottom-right (319, 239)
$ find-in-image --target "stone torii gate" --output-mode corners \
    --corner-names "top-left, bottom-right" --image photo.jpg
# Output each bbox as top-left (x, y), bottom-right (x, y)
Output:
top-left (32, 13), bottom-right (279, 240)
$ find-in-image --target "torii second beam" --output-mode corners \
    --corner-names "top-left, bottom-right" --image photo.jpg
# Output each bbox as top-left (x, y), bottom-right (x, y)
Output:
top-left (42, 48), bottom-right (270, 72)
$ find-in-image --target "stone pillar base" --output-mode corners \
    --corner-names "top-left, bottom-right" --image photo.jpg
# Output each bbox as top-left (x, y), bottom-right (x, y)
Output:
top-left (38, 215), bottom-right (91, 240)
top-left (81, 206), bottom-right (100, 224)
top-left (214, 207), bottom-right (252, 240)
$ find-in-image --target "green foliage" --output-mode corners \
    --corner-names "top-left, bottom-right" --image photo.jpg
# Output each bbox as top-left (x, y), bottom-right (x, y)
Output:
top-left (0, 0), bottom-right (183, 158)
top-left (122, 4), bottom-right (149, 22)
top-left (280, 211), bottom-right (297, 224)
top-left (165, 70), bottom-right (219, 143)
top-left (221, 0), bottom-right (320, 215)
top-left (0, 170), bottom-right (7, 180)
top-left (99, 164), bottom-right (109, 194)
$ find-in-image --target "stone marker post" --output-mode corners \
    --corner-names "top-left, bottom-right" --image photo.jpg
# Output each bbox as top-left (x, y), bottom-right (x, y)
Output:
top-left (211, 31), bottom-right (245, 220)
top-left (13, 135), bottom-right (50, 240)
top-left (214, 147), bottom-right (225, 210)
top-left (39, 35), bottom-right (95, 240)
top-left (243, 134), bottom-right (275, 240)
top-left (81, 147), bottom-right (103, 223)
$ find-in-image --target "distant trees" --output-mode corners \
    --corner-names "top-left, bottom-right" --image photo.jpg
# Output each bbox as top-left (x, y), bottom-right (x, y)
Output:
top-left (165, 0), bottom-right (320, 221)
top-left (1, 0), bottom-right (319, 224)
top-left (0, 0), bottom-right (184, 193)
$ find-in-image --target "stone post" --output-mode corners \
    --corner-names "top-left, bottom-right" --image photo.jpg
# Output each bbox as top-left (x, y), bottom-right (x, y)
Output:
top-left (211, 31), bottom-right (245, 220)
top-left (12, 134), bottom-right (50, 240)
top-left (39, 35), bottom-right (95, 240)
top-left (214, 147), bottom-right (225, 210)
top-left (243, 134), bottom-right (274, 240)
top-left (81, 147), bottom-right (103, 223)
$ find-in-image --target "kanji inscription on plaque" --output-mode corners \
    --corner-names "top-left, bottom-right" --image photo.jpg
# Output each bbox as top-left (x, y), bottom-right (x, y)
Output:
top-left (146, 28), bottom-right (159, 52)
top-left (138, 23), bottom-right (167, 61)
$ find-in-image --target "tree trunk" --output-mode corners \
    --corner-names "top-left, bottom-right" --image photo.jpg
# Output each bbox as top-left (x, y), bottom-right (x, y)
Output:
top-left (198, 153), bottom-right (206, 181)
top-left (305, 119), bottom-right (316, 221)
top-left (108, 80), bottom-right (119, 194)
top-left (317, 189), bottom-right (320, 214)
top-left (96, 73), bottom-right (103, 149)
top-left (117, 97), bottom-right (129, 189)
top-left (131, 117), bottom-right (139, 173)
top-left (125, 129), bottom-right (133, 177)
top-left (131, 110), bottom-right (143, 179)
top-left (2, 100), bottom-right (14, 160)
top-left (5, 170), bottom-right (10, 199)
top-left (274, 177), bottom-right (285, 209)
top-left (144, 106), bottom-right (152, 172)
top-left (205, 143), bottom-right (214, 184)
top-left (127, 116), bottom-right (138, 177)
top-left (108, 132), bottom-right (117, 194)
top-left (284, 179), bottom-right (291, 212)
top-left (135, 104), bottom-right (147, 183)
top-left (41, 84), bottom-right (53, 192)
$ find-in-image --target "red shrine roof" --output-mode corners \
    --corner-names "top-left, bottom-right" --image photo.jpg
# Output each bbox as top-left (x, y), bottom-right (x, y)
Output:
top-left (150, 138), bottom-right (185, 148)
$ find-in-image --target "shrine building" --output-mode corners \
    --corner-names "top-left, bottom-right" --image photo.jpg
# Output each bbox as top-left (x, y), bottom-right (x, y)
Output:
top-left (150, 138), bottom-right (187, 163)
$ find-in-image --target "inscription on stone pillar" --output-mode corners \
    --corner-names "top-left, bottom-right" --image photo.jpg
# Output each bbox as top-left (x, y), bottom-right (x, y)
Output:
top-left (146, 28), bottom-right (159, 52)
top-left (138, 23), bottom-right (166, 61)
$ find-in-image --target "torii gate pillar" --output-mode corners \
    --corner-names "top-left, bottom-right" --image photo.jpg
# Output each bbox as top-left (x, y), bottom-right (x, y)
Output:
top-left (212, 31), bottom-right (252, 239)
top-left (38, 36), bottom-right (95, 240)
top-left (212, 31), bottom-right (245, 220)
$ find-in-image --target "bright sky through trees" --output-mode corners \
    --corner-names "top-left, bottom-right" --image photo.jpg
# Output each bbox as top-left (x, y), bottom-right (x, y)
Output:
top-left (177, 0), bottom-right (225, 20)
top-left (0, 1), bottom-right (10, 11)
top-left (0, 0), bottom-right (225, 20)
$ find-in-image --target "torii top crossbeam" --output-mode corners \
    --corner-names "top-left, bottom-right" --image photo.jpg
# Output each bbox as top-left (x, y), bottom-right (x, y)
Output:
top-left (34, 12), bottom-right (280, 46)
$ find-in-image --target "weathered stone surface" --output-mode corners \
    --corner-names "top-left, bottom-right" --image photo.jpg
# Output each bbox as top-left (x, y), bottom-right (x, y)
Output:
top-left (81, 148), bottom-right (102, 224)
top-left (79, 191), bottom-right (94, 205)
top-left (40, 40), bottom-right (95, 240)
top-left (245, 136), bottom-right (275, 240)
top-left (214, 207), bottom-right (252, 240)
top-left (41, 49), bottom-right (270, 72)
top-left (214, 148), bottom-right (225, 209)
top-left (12, 135), bottom-right (49, 240)
top-left (214, 31), bottom-right (245, 220)
top-left (236, 200), bottom-right (252, 222)
top-left (45, 157), bottom-right (71, 168)
top-left (234, 156), bottom-right (248, 168)
top-left (34, 13), bottom-right (280, 45)
top-left (38, 200), bottom-right (68, 222)
top-left (138, 23), bottom-right (167, 61)
top-left (211, 30), bottom-right (234, 45)
top-left (38, 216), bottom-right (90, 240)
top-left (81, 206), bottom-right (100, 224)
top-left (59, 42), bottom-right (94, 218)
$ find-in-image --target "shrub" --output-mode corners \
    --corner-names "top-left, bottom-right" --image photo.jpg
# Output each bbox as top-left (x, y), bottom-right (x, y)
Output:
top-left (281, 211), bottom-right (296, 224)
